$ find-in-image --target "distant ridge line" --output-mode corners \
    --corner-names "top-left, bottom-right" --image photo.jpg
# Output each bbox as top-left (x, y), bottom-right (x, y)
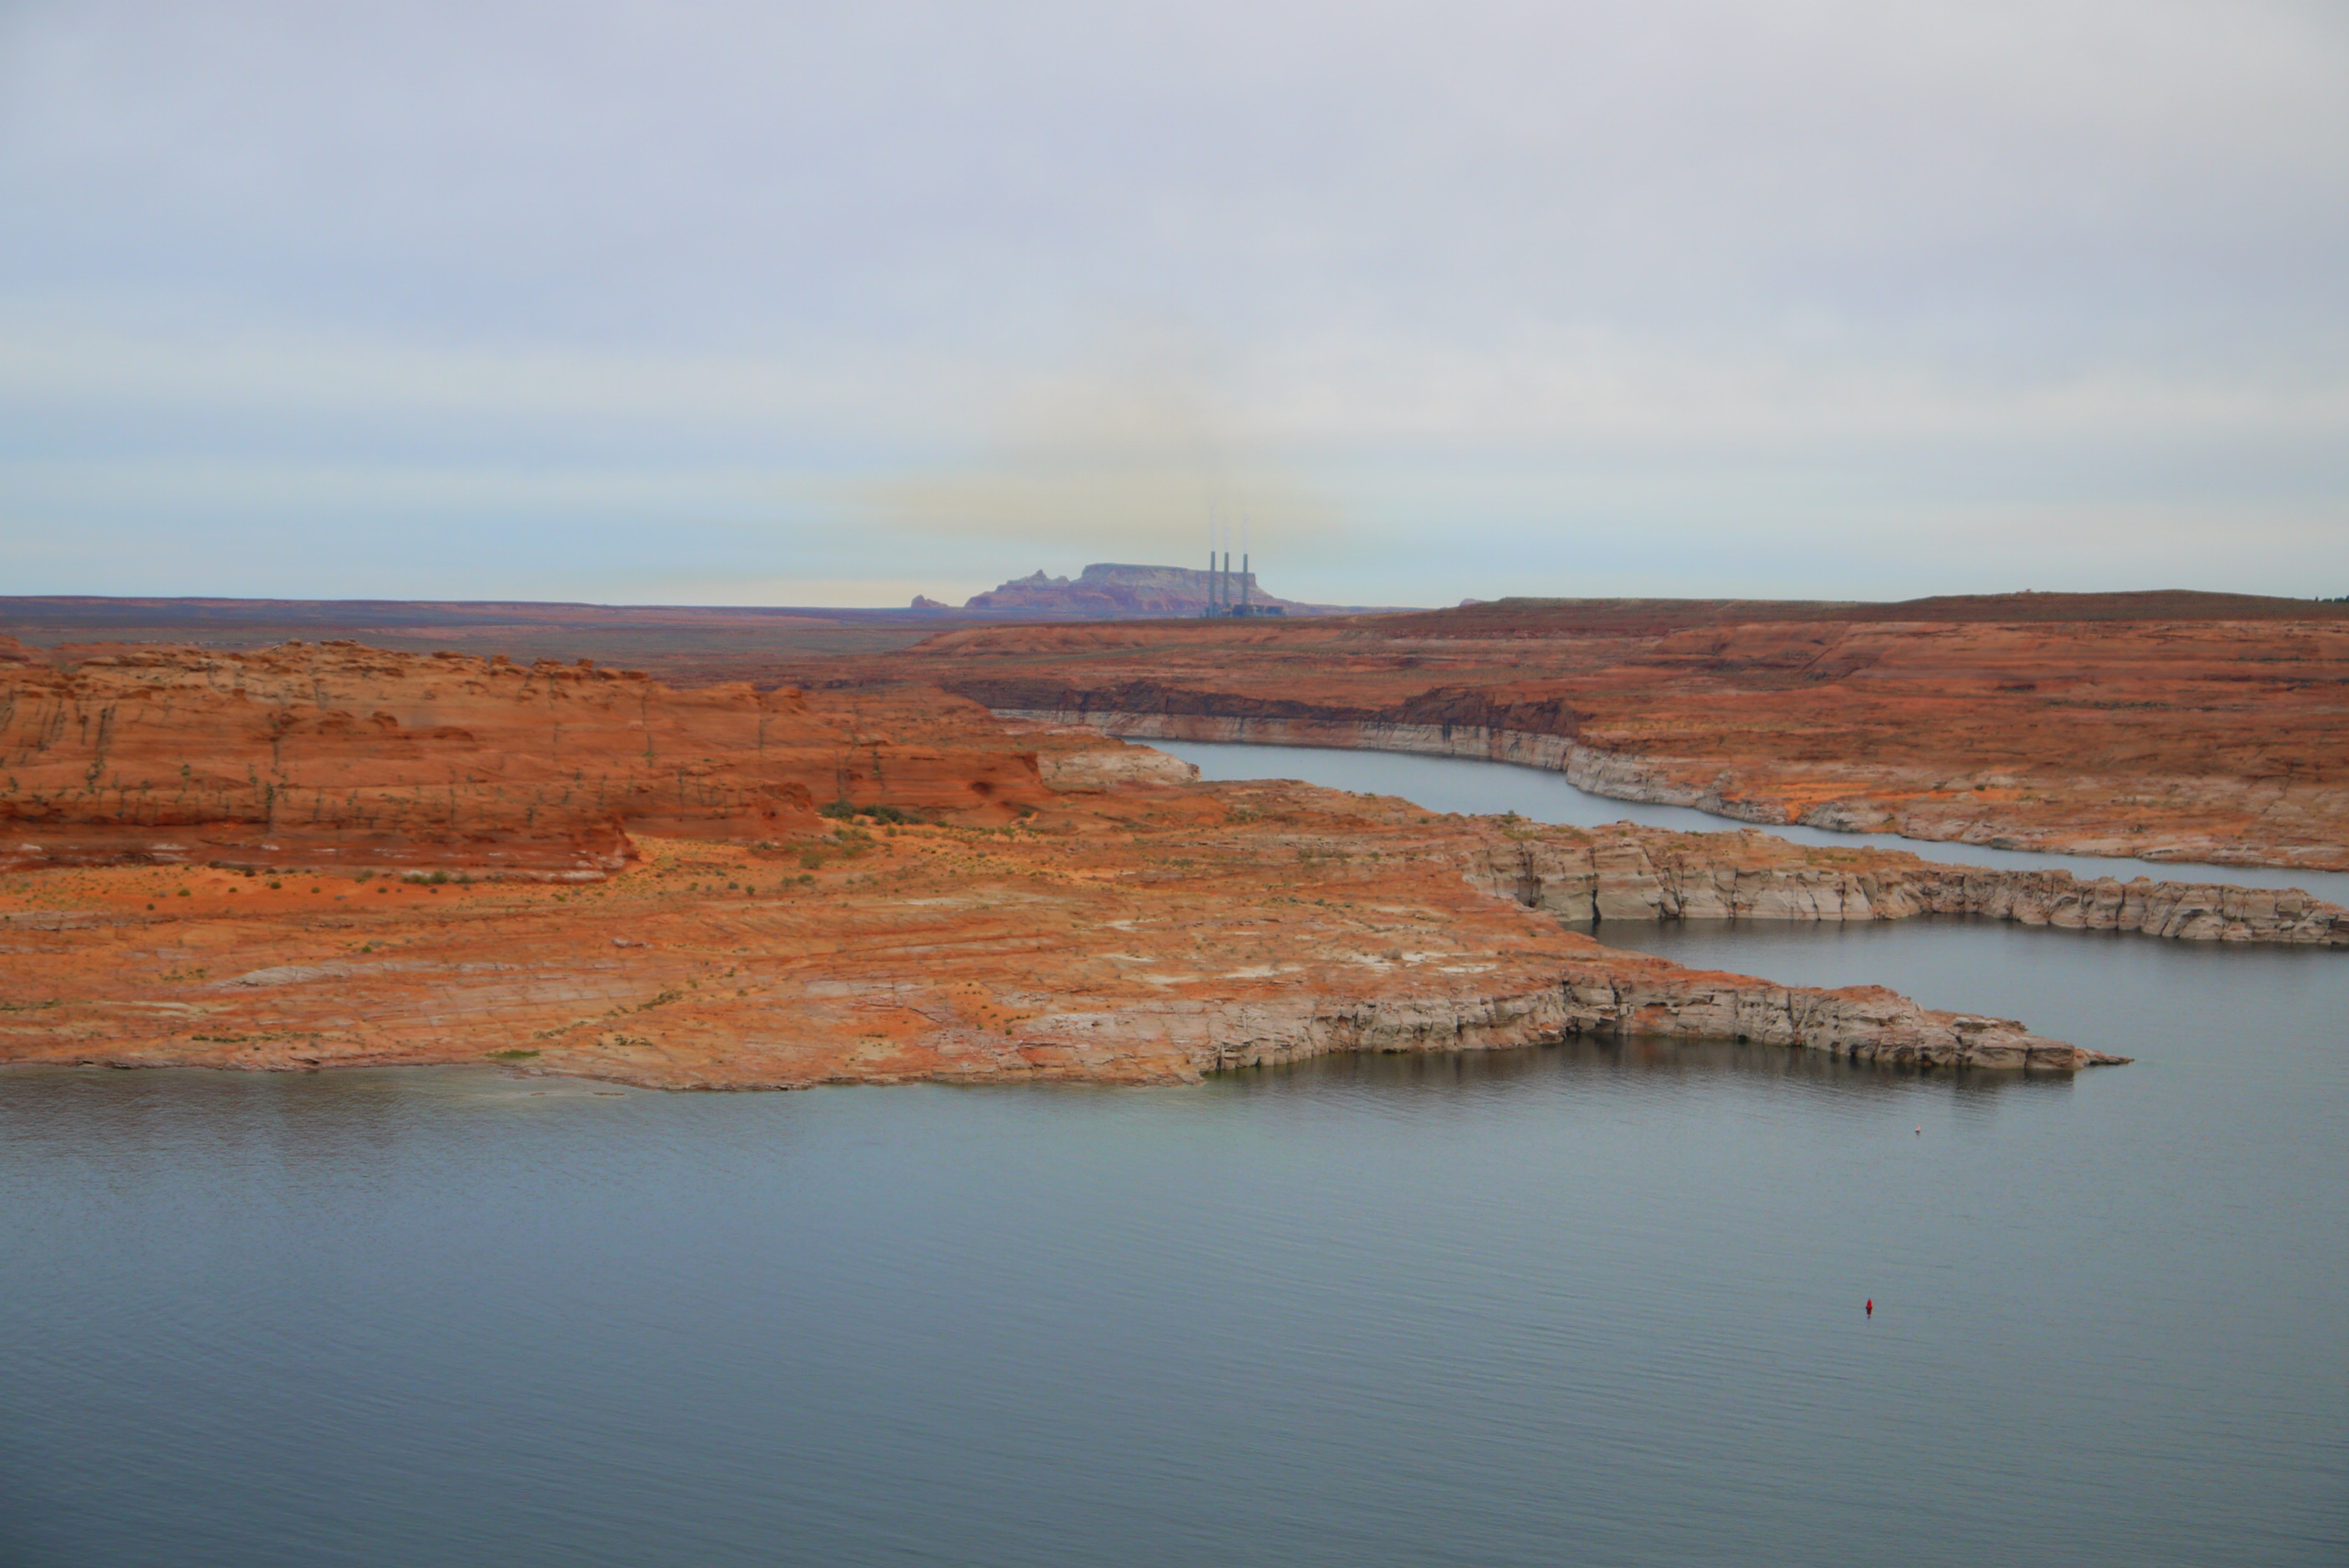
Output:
top-left (4, 588), bottom-right (2344, 646)
top-left (1376, 590), bottom-right (2349, 635)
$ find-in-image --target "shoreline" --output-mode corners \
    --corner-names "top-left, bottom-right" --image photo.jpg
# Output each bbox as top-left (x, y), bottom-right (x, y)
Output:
top-left (0, 799), bottom-right (2129, 1090)
top-left (1001, 710), bottom-right (2349, 891)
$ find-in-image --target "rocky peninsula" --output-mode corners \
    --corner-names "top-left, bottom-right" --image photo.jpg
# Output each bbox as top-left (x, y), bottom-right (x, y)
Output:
top-left (0, 641), bottom-right (2152, 1084)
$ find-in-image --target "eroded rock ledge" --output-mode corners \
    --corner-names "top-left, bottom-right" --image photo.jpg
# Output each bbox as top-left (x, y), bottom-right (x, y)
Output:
top-left (999, 705), bottom-right (1773, 816)
top-left (0, 642), bottom-right (1050, 877)
top-left (988, 706), bottom-right (2348, 870)
top-left (1451, 825), bottom-right (2349, 946)
top-left (881, 594), bottom-right (2349, 873)
top-left (1202, 947), bottom-right (2115, 1076)
top-left (0, 753), bottom-right (2125, 1084)
top-left (1004, 711), bottom-right (2345, 945)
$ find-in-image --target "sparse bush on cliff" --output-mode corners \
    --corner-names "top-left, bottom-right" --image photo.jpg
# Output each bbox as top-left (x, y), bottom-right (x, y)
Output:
top-left (824, 800), bottom-right (923, 825)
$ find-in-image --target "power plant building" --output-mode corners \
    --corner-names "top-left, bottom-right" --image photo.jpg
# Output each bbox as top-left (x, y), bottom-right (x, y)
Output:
top-left (1200, 551), bottom-right (1286, 617)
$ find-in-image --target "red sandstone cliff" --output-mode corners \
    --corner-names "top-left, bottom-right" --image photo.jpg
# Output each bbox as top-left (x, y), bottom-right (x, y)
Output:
top-left (0, 641), bottom-right (1049, 877)
top-left (0, 768), bottom-right (2122, 1085)
top-left (870, 596), bottom-right (2349, 872)
top-left (17, 632), bottom-right (2342, 1087)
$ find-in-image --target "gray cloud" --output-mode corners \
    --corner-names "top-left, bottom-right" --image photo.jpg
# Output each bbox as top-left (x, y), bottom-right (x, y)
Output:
top-left (2, 0), bottom-right (2345, 602)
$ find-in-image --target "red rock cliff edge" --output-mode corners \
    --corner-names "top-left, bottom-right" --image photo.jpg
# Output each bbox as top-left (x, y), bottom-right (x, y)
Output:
top-left (0, 641), bottom-right (1049, 877)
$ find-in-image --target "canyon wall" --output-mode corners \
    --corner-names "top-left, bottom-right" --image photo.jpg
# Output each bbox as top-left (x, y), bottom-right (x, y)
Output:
top-left (1006, 712), bottom-right (2349, 945)
top-left (996, 706), bottom-right (1791, 822)
top-left (0, 642), bottom-right (1049, 877)
top-left (878, 603), bottom-right (2349, 872)
top-left (1447, 824), bottom-right (2349, 946)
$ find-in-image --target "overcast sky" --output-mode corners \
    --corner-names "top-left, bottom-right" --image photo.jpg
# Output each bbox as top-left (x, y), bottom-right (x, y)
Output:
top-left (4, 1), bottom-right (2346, 607)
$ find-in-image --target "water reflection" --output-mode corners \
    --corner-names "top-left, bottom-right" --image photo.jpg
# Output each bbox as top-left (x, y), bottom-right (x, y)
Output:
top-left (1230, 1033), bottom-right (2073, 1103)
top-left (0, 1065), bottom-right (618, 1161)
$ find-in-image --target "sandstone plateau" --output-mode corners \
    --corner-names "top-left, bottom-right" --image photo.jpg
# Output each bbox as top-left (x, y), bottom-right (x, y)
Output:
top-left (957, 561), bottom-right (1323, 617)
top-left (0, 778), bottom-right (2120, 1087)
top-left (0, 636), bottom-right (1049, 877)
top-left (0, 642), bottom-right (2161, 1084)
top-left (848, 591), bottom-right (2349, 872)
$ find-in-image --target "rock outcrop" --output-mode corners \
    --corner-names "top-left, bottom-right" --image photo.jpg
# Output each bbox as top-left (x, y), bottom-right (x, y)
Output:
top-left (1552, 959), bottom-right (2090, 1071)
top-left (960, 562), bottom-right (1314, 618)
top-left (0, 642), bottom-right (1051, 877)
top-left (868, 596), bottom-right (2349, 872)
top-left (0, 753), bottom-right (2122, 1086)
top-left (1447, 824), bottom-right (2349, 945)
top-left (993, 716), bottom-right (2346, 945)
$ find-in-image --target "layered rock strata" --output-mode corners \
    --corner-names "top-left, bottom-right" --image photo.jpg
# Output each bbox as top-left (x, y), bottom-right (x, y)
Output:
top-left (1447, 825), bottom-right (2349, 945)
top-left (992, 716), bottom-right (2347, 945)
top-left (0, 761), bottom-right (2120, 1086)
top-left (871, 598), bottom-right (2349, 870)
top-left (1550, 962), bottom-right (2082, 1071)
top-left (0, 642), bottom-right (1049, 877)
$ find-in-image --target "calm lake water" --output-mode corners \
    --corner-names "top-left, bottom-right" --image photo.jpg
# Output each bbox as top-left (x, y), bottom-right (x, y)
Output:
top-left (3, 749), bottom-right (2343, 1566)
top-left (1151, 738), bottom-right (2349, 905)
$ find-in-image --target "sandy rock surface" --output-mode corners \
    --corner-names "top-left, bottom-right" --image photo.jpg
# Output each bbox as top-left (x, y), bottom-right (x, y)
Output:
top-left (2, 755), bottom-right (2126, 1086)
top-left (32, 641), bottom-right (2316, 1086)
top-left (868, 601), bottom-right (2349, 871)
top-left (0, 642), bottom-right (1049, 876)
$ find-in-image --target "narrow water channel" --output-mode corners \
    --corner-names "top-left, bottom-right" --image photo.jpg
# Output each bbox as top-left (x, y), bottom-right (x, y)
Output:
top-left (1149, 738), bottom-right (2349, 905)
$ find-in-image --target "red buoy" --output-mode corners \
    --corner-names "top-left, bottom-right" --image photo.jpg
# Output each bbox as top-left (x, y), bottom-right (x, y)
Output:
top-left (1865, 1299), bottom-right (1874, 1315)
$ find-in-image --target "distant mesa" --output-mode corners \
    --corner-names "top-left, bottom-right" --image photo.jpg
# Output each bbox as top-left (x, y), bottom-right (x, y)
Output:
top-left (949, 562), bottom-right (1346, 620)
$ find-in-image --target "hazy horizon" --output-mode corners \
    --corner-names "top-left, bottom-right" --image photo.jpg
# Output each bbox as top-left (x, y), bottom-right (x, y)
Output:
top-left (8, 574), bottom-right (2346, 617)
top-left (5, 2), bottom-right (2346, 608)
